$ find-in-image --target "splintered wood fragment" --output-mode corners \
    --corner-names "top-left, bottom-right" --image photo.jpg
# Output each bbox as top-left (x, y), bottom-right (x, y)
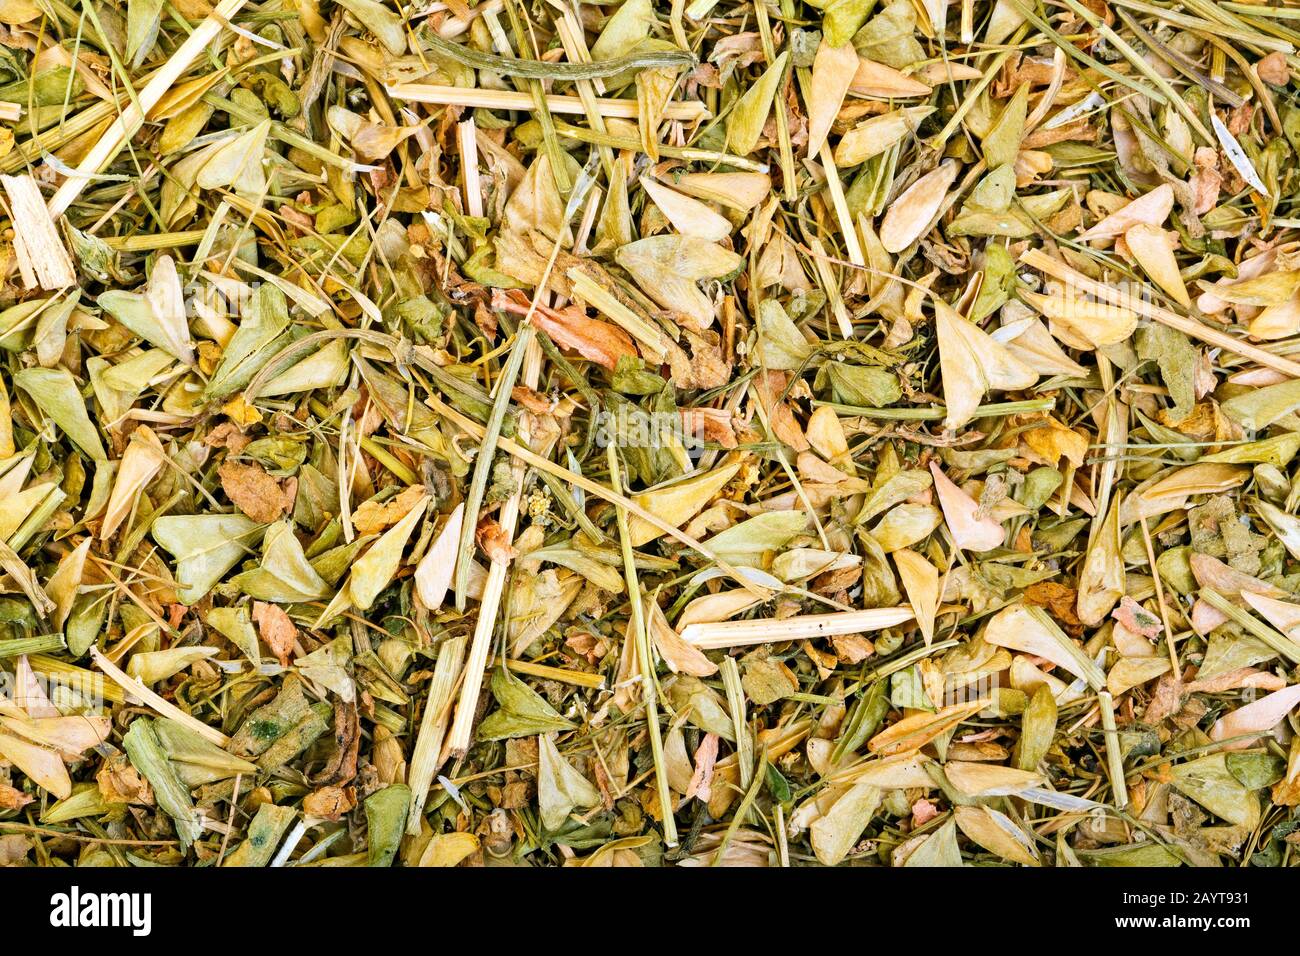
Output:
top-left (46, 0), bottom-right (253, 219)
top-left (386, 83), bottom-right (710, 121)
top-left (406, 632), bottom-right (467, 835)
top-left (817, 145), bottom-right (866, 268)
top-left (1019, 248), bottom-right (1300, 379)
top-left (485, 655), bottom-right (606, 688)
top-left (457, 118), bottom-right (483, 218)
top-left (90, 647), bottom-right (231, 747)
top-left (445, 335), bottom-right (544, 758)
top-left (680, 607), bottom-right (915, 649)
top-left (1, 175), bottom-right (75, 290)
top-left (1098, 690), bottom-right (1129, 809)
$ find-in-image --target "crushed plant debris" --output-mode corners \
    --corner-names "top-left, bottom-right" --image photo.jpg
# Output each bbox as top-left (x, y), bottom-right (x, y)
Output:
top-left (1, 0), bottom-right (1300, 868)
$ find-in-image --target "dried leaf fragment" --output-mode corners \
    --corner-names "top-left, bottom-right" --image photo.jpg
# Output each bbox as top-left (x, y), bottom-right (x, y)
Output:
top-left (219, 460), bottom-right (295, 524)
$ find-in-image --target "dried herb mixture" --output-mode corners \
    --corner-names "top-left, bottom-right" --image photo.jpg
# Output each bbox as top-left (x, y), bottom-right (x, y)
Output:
top-left (0, 0), bottom-right (1299, 868)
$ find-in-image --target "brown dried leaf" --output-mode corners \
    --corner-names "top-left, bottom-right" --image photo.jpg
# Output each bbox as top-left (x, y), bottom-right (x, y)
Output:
top-left (219, 460), bottom-right (294, 524)
top-left (252, 601), bottom-right (297, 667)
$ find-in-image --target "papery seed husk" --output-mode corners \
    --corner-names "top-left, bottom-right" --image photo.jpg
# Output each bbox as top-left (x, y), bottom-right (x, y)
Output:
top-left (880, 160), bottom-right (959, 253)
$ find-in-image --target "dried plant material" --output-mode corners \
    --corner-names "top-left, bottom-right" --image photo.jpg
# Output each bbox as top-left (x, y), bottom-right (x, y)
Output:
top-left (219, 460), bottom-right (294, 524)
top-left (899, 817), bottom-right (961, 867)
top-left (810, 782), bottom-right (880, 865)
top-left (997, 316), bottom-right (1087, 378)
top-left (1112, 596), bottom-right (1161, 640)
top-left (1242, 590), bottom-right (1300, 638)
top-left (477, 667), bottom-right (576, 742)
top-left (252, 601), bottom-right (297, 668)
top-left (101, 425), bottom-right (165, 540)
top-left (1124, 224), bottom-right (1190, 308)
top-left (880, 160), bottom-right (959, 252)
top-left (953, 805), bottom-right (1038, 865)
top-left (1077, 501), bottom-right (1124, 628)
top-left (207, 605), bottom-right (260, 667)
top-left (1107, 657), bottom-right (1171, 696)
top-left (806, 41), bottom-right (859, 157)
top-left (835, 107), bottom-right (932, 167)
top-left (1192, 552), bottom-right (1286, 604)
top-left (196, 120), bottom-right (272, 196)
top-left (870, 503), bottom-right (940, 551)
top-left (348, 495), bottom-right (428, 610)
top-left (831, 751), bottom-right (934, 789)
top-left (934, 299), bottom-right (1037, 429)
top-left (1078, 184), bottom-right (1174, 240)
top-left (101, 256), bottom-right (195, 364)
top-left (1169, 754), bottom-right (1260, 830)
top-left (418, 832), bottom-right (480, 868)
top-left (627, 461), bottom-right (741, 547)
top-left (677, 589), bottom-right (765, 628)
top-left (640, 178), bottom-right (732, 243)
top-left (328, 107), bottom-right (421, 163)
top-left (985, 604), bottom-right (1105, 689)
top-left (0, 785), bottom-right (32, 811)
top-left (13, 368), bottom-right (106, 461)
top-left (727, 51), bottom-right (788, 156)
top-left (153, 514), bottom-right (262, 605)
top-left (1, 0), bottom-right (1299, 872)
top-left (1210, 684), bottom-right (1300, 750)
top-left (930, 462), bottom-right (1004, 552)
top-left (616, 236), bottom-right (743, 331)
top-left (335, 0), bottom-right (407, 55)
top-left (351, 485), bottom-right (427, 537)
top-left (982, 83), bottom-right (1030, 168)
top-left (1221, 377), bottom-right (1300, 431)
top-left (1014, 686), bottom-right (1057, 772)
top-left (43, 538), bottom-right (90, 631)
top-left (681, 607), bottom-right (913, 649)
top-left (647, 597), bottom-right (717, 677)
top-left (0, 174), bottom-right (74, 290)
top-left (1212, 113), bottom-right (1269, 197)
top-left (1022, 292), bottom-right (1138, 348)
top-left (1204, 271), bottom-right (1300, 310)
top-left (1141, 463), bottom-right (1248, 501)
top-left (230, 522), bottom-right (329, 604)
top-left (868, 700), bottom-right (985, 756)
top-left (672, 172), bottom-right (773, 212)
top-left (850, 58), bottom-right (931, 98)
top-left (684, 732), bottom-right (720, 801)
top-left (122, 719), bottom-right (203, 848)
top-left (945, 761), bottom-right (1043, 797)
top-left (893, 548), bottom-right (938, 646)
top-left (0, 730), bottom-right (71, 799)
top-left (415, 504), bottom-right (464, 611)
top-left (537, 732), bottom-right (602, 830)
top-left (126, 647), bottom-right (219, 686)
top-left (496, 289), bottom-right (637, 371)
